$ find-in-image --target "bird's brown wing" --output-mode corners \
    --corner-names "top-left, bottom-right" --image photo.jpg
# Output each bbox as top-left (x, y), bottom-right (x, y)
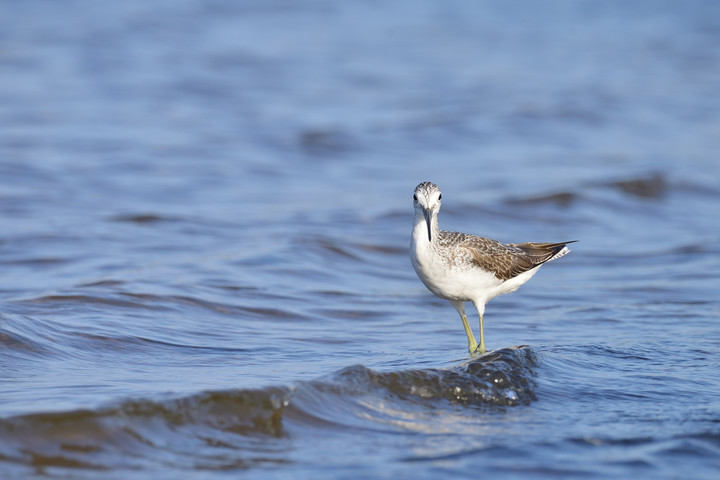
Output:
top-left (458, 236), bottom-right (576, 281)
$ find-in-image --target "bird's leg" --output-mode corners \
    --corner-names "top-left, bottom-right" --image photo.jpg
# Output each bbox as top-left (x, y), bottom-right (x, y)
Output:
top-left (470, 300), bottom-right (487, 355)
top-left (474, 314), bottom-right (486, 355)
top-left (459, 313), bottom-right (479, 354)
top-left (450, 300), bottom-right (478, 355)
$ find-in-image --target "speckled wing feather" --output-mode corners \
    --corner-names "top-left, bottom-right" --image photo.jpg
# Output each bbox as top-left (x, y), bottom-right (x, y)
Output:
top-left (449, 233), bottom-right (575, 281)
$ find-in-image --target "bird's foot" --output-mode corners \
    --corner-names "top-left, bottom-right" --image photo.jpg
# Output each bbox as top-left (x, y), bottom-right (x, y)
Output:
top-left (470, 344), bottom-right (487, 356)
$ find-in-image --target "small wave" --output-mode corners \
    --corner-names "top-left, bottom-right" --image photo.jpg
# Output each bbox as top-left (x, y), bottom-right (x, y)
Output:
top-left (13, 291), bottom-right (304, 320)
top-left (569, 431), bottom-right (720, 470)
top-left (331, 345), bottom-right (537, 408)
top-left (0, 314), bottom-right (80, 359)
top-left (299, 235), bottom-right (364, 261)
top-left (297, 128), bottom-right (356, 156)
top-left (502, 172), bottom-right (681, 209)
top-left (609, 173), bottom-right (667, 199)
top-left (0, 347), bottom-right (536, 471)
top-left (506, 191), bottom-right (578, 207)
top-left (0, 257), bottom-right (70, 266)
top-left (107, 214), bottom-right (176, 224)
top-left (21, 294), bottom-right (159, 310)
top-left (0, 316), bottom-right (55, 357)
top-left (0, 387), bottom-right (290, 471)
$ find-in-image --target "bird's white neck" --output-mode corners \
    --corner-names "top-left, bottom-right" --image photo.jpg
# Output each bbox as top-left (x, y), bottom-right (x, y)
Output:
top-left (412, 209), bottom-right (439, 245)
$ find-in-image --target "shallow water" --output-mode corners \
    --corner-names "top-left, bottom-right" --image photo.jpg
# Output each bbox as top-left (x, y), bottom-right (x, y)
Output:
top-left (1, 1), bottom-right (720, 478)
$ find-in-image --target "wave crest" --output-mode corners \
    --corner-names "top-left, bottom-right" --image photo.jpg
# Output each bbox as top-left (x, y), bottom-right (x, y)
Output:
top-left (0, 347), bottom-right (536, 471)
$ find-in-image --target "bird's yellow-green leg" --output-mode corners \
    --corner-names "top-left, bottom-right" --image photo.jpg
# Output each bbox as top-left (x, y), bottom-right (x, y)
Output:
top-left (459, 313), bottom-right (479, 354)
top-left (474, 314), bottom-right (486, 355)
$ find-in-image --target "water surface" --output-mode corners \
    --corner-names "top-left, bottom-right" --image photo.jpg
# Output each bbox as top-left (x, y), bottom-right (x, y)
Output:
top-left (1, 1), bottom-right (719, 478)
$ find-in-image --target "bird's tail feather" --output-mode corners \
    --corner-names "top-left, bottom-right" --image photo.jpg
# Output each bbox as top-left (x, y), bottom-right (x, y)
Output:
top-left (509, 240), bottom-right (577, 264)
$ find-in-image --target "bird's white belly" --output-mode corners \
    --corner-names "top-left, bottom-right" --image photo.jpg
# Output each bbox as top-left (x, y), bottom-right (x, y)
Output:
top-left (411, 240), bottom-right (541, 304)
top-left (411, 247), bottom-right (498, 302)
top-left (425, 267), bottom-right (499, 301)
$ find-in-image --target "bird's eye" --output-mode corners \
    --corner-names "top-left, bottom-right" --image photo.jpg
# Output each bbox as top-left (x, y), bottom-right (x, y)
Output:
top-left (413, 194), bottom-right (417, 202)
top-left (438, 194), bottom-right (442, 200)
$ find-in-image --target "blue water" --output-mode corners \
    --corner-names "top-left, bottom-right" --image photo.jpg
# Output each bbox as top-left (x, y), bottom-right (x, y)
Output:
top-left (1, 1), bottom-right (720, 478)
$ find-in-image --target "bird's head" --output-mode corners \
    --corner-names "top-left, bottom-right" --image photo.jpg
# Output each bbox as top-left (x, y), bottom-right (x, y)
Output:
top-left (413, 182), bottom-right (442, 242)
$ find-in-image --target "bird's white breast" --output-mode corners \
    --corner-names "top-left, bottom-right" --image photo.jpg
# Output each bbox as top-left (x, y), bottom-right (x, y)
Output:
top-left (411, 223), bottom-right (503, 303)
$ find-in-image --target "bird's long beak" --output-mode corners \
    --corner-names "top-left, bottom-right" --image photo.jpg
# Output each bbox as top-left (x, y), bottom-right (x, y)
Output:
top-left (422, 209), bottom-right (432, 242)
